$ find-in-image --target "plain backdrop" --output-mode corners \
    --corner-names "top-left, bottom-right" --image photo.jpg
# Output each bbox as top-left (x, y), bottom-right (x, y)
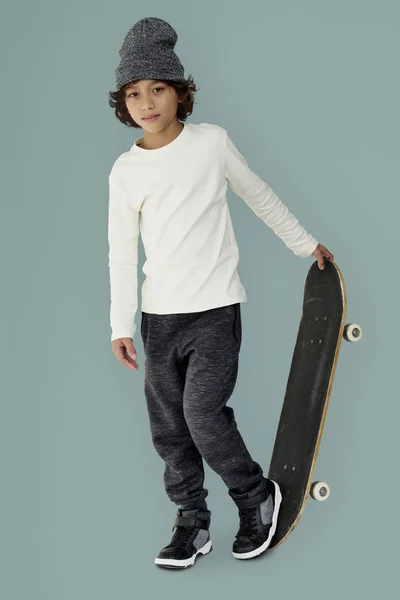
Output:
top-left (1, 1), bottom-right (398, 598)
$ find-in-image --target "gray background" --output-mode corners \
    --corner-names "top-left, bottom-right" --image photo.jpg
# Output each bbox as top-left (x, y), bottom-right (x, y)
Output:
top-left (1, 0), bottom-right (397, 598)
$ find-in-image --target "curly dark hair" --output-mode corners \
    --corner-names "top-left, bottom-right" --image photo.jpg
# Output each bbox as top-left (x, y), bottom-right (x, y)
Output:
top-left (108, 74), bottom-right (199, 128)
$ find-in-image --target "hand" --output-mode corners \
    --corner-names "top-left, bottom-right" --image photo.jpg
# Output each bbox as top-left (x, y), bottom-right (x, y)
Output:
top-left (112, 337), bottom-right (139, 371)
top-left (312, 244), bottom-right (334, 270)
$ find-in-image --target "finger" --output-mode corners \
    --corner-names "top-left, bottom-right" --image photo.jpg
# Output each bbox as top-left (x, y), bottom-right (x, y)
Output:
top-left (115, 345), bottom-right (138, 370)
top-left (313, 249), bottom-right (324, 269)
top-left (125, 339), bottom-right (137, 359)
top-left (122, 342), bottom-right (137, 363)
top-left (122, 357), bottom-right (138, 370)
top-left (122, 347), bottom-right (139, 370)
top-left (121, 354), bottom-right (138, 370)
top-left (319, 246), bottom-right (334, 264)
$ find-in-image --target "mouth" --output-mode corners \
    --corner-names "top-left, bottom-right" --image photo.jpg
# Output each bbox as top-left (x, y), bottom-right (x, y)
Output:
top-left (143, 114), bottom-right (160, 122)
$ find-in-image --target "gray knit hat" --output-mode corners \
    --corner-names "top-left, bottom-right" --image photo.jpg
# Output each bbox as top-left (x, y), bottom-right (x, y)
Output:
top-left (115, 17), bottom-right (186, 91)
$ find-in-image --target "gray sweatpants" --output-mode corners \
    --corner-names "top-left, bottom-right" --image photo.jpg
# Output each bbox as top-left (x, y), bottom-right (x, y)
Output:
top-left (140, 302), bottom-right (266, 510)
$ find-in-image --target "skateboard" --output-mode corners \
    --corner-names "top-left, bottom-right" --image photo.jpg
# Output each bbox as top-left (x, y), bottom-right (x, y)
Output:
top-left (267, 259), bottom-right (362, 550)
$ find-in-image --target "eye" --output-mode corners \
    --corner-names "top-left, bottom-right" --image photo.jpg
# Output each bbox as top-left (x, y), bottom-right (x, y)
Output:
top-left (128, 87), bottom-right (164, 98)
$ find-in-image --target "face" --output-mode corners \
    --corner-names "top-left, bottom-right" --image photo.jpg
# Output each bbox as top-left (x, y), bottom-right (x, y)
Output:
top-left (124, 79), bottom-right (181, 130)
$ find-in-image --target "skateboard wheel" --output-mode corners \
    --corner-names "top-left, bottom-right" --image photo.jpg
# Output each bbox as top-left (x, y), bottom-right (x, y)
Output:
top-left (310, 481), bottom-right (330, 501)
top-left (343, 323), bottom-right (362, 342)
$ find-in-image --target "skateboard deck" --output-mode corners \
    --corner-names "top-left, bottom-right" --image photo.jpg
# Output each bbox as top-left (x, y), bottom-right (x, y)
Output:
top-left (267, 259), bottom-right (361, 550)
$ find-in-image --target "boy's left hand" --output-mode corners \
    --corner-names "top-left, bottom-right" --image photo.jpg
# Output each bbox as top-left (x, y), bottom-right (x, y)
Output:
top-left (312, 244), bottom-right (334, 270)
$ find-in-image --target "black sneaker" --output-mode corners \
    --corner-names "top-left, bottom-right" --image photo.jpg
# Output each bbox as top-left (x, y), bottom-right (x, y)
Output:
top-left (228, 478), bottom-right (282, 560)
top-left (154, 508), bottom-right (212, 569)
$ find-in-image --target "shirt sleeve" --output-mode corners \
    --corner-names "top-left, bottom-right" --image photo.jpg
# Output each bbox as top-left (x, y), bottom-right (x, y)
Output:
top-left (224, 131), bottom-right (318, 258)
top-left (108, 170), bottom-right (140, 342)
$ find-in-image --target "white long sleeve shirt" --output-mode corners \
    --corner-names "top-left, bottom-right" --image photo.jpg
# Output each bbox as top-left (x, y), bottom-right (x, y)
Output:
top-left (108, 122), bottom-right (318, 342)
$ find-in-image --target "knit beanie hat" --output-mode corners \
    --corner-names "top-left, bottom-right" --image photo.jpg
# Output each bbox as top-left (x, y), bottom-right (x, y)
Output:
top-left (115, 17), bottom-right (186, 91)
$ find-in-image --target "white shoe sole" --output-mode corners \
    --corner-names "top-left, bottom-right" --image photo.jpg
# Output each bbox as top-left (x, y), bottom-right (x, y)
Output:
top-left (155, 538), bottom-right (212, 569)
top-left (232, 480), bottom-right (282, 560)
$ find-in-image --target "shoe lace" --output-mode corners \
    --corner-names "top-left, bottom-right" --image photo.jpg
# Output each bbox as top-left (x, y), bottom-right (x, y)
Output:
top-left (237, 507), bottom-right (258, 538)
top-left (172, 526), bottom-right (196, 548)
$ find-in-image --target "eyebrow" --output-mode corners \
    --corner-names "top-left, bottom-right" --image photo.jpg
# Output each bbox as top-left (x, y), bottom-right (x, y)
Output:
top-left (125, 80), bottom-right (162, 91)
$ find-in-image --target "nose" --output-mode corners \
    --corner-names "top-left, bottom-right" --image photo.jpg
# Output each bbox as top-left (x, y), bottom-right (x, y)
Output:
top-left (141, 93), bottom-right (155, 111)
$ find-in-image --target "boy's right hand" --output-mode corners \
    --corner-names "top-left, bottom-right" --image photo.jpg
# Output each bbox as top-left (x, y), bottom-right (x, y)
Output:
top-left (112, 337), bottom-right (139, 371)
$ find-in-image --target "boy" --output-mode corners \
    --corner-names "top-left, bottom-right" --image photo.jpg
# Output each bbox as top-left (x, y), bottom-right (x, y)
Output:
top-left (108, 17), bottom-right (333, 569)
